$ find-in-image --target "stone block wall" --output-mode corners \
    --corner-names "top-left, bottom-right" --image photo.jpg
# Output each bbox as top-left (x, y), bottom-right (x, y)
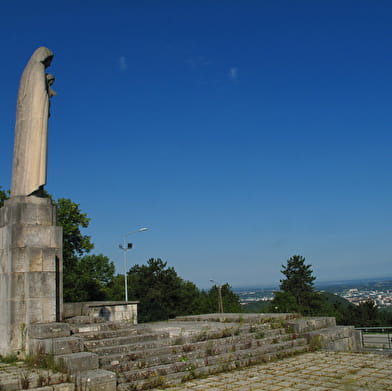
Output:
top-left (64, 301), bottom-right (138, 324)
top-left (304, 326), bottom-right (363, 351)
top-left (0, 196), bottom-right (63, 355)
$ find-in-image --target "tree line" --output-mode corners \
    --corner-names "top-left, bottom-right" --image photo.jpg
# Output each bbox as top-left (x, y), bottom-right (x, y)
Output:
top-left (0, 188), bottom-right (241, 322)
top-left (259, 254), bottom-right (392, 327)
top-left (1, 187), bottom-right (391, 326)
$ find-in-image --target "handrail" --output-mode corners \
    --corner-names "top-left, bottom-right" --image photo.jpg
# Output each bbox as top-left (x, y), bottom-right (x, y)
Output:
top-left (355, 327), bottom-right (392, 349)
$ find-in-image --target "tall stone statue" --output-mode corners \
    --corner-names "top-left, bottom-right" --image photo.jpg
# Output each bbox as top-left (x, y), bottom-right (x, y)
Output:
top-left (11, 47), bottom-right (56, 197)
top-left (1, 47), bottom-right (63, 356)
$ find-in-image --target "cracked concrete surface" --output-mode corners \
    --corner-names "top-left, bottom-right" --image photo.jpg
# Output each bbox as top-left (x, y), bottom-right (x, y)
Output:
top-left (158, 352), bottom-right (392, 391)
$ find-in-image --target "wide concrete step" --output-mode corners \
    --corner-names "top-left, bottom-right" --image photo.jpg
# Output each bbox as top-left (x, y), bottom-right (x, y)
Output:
top-left (236, 323), bottom-right (273, 335)
top-left (55, 352), bottom-right (99, 374)
top-left (74, 327), bottom-right (141, 341)
top-left (89, 338), bottom-right (173, 356)
top-left (0, 363), bottom-right (73, 391)
top-left (29, 336), bottom-right (84, 356)
top-left (69, 320), bottom-right (149, 336)
top-left (73, 369), bottom-right (116, 391)
top-left (174, 313), bottom-right (299, 323)
top-left (117, 338), bottom-right (308, 386)
top-left (28, 323), bottom-right (72, 339)
top-left (181, 324), bottom-right (281, 343)
top-left (287, 317), bottom-right (337, 333)
top-left (83, 332), bottom-right (169, 350)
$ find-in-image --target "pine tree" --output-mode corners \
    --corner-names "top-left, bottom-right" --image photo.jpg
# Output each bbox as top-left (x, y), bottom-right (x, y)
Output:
top-left (270, 255), bottom-right (327, 315)
top-left (280, 255), bottom-right (316, 307)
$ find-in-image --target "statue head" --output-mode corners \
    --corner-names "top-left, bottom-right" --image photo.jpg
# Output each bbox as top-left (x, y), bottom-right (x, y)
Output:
top-left (30, 47), bottom-right (54, 68)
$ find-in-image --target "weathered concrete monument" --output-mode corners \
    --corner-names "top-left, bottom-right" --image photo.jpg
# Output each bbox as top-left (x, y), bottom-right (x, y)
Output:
top-left (0, 47), bottom-right (63, 355)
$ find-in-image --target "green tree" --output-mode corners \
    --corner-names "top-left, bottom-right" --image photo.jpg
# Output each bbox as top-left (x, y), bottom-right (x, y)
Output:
top-left (270, 255), bottom-right (326, 315)
top-left (106, 274), bottom-right (125, 301)
top-left (335, 299), bottom-right (392, 327)
top-left (355, 300), bottom-right (381, 327)
top-left (280, 255), bottom-right (316, 306)
top-left (55, 198), bottom-right (94, 263)
top-left (127, 258), bottom-right (203, 322)
top-left (199, 284), bottom-right (242, 314)
top-left (65, 254), bottom-right (115, 302)
top-left (80, 254), bottom-right (115, 285)
top-left (54, 198), bottom-right (96, 302)
top-left (269, 291), bottom-right (299, 313)
top-left (175, 280), bottom-right (204, 316)
top-left (0, 186), bottom-right (9, 207)
top-left (122, 257), bottom-right (243, 321)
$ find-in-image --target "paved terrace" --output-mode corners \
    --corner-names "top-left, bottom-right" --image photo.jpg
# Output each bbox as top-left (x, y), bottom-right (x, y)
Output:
top-left (156, 351), bottom-right (392, 391)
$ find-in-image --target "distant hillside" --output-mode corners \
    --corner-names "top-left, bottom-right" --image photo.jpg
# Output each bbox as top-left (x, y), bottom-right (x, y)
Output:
top-left (242, 300), bottom-right (271, 313)
top-left (234, 277), bottom-right (392, 292)
top-left (242, 291), bottom-right (352, 314)
top-left (321, 291), bottom-right (352, 307)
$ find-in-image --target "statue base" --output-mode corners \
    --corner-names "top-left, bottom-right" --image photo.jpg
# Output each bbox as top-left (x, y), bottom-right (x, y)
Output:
top-left (0, 196), bottom-right (63, 355)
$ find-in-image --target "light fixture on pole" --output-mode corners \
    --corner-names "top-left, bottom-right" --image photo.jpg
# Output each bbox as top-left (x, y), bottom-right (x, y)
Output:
top-left (119, 227), bottom-right (149, 301)
top-left (210, 279), bottom-right (224, 313)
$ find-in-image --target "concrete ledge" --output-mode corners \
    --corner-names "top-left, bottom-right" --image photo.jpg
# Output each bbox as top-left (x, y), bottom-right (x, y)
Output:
top-left (64, 301), bottom-right (138, 323)
top-left (52, 384), bottom-right (75, 391)
top-left (175, 313), bottom-right (300, 323)
top-left (304, 326), bottom-right (363, 351)
top-left (28, 323), bottom-right (71, 339)
top-left (76, 369), bottom-right (116, 391)
top-left (56, 352), bottom-right (99, 373)
top-left (29, 336), bottom-right (84, 355)
top-left (287, 317), bottom-right (336, 333)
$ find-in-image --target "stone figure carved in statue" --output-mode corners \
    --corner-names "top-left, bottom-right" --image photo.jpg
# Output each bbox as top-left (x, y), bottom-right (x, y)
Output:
top-left (11, 47), bottom-right (56, 197)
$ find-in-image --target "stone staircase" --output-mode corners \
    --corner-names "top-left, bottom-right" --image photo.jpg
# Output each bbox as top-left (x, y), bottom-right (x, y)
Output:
top-left (69, 313), bottom-right (320, 390)
top-left (18, 313), bottom-right (362, 391)
top-left (0, 360), bottom-right (74, 391)
top-left (26, 320), bottom-right (117, 391)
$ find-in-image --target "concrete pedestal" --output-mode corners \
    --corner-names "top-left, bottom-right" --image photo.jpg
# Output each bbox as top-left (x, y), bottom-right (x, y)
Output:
top-left (0, 196), bottom-right (63, 355)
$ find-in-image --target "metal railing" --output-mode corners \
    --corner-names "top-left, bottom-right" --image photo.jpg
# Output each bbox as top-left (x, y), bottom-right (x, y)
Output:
top-left (356, 327), bottom-right (392, 350)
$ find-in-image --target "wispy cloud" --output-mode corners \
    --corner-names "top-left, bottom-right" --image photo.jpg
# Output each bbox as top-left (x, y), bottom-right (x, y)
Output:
top-left (185, 56), bottom-right (211, 69)
top-left (119, 56), bottom-right (127, 71)
top-left (229, 67), bottom-right (238, 80)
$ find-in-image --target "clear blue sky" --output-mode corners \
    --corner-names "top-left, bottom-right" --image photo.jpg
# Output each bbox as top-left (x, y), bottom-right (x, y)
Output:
top-left (1, 1), bottom-right (392, 289)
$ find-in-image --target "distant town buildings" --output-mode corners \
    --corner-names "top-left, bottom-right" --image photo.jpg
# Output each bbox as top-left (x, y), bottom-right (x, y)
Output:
top-left (341, 287), bottom-right (392, 307)
top-left (237, 281), bottom-right (392, 309)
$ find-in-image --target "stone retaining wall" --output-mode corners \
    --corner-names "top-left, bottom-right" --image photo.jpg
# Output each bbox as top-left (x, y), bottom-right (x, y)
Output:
top-left (63, 301), bottom-right (138, 323)
top-left (304, 325), bottom-right (363, 351)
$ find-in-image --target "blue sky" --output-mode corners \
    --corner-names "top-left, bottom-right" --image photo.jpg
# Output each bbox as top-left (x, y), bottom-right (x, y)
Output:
top-left (1, 1), bottom-right (392, 288)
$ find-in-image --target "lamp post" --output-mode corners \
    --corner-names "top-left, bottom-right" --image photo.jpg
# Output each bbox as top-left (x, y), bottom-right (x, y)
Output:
top-left (210, 279), bottom-right (224, 313)
top-left (119, 227), bottom-right (148, 301)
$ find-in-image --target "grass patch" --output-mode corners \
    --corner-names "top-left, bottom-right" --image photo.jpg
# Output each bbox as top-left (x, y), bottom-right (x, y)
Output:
top-left (0, 354), bottom-right (19, 364)
top-left (19, 369), bottom-right (31, 389)
top-left (141, 375), bottom-right (166, 389)
top-left (309, 335), bottom-right (322, 352)
top-left (24, 352), bottom-right (67, 373)
top-left (255, 331), bottom-right (265, 339)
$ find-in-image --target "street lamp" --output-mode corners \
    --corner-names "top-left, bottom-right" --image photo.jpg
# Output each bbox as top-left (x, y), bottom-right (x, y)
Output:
top-left (210, 279), bottom-right (224, 313)
top-left (119, 227), bottom-right (149, 301)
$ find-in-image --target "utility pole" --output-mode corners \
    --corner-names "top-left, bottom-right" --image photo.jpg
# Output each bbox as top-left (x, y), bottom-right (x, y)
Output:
top-left (119, 227), bottom-right (148, 301)
top-left (210, 279), bottom-right (224, 313)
